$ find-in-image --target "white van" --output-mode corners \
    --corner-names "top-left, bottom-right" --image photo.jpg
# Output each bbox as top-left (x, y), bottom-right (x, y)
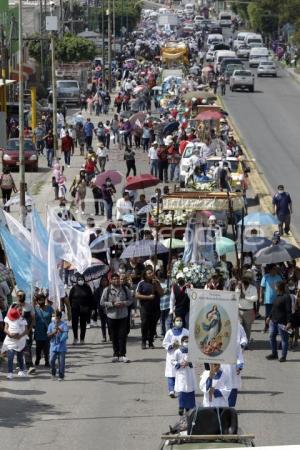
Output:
top-left (218, 11), bottom-right (232, 27)
top-left (233, 32), bottom-right (250, 50)
top-left (249, 47), bottom-right (269, 67)
top-left (214, 50), bottom-right (236, 73)
top-left (206, 33), bottom-right (224, 48)
top-left (184, 3), bottom-right (195, 16)
top-left (245, 33), bottom-right (263, 48)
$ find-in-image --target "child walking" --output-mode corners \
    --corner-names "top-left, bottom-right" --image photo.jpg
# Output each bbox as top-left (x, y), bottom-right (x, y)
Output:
top-left (172, 335), bottom-right (196, 415)
top-left (2, 305), bottom-right (28, 379)
top-left (47, 310), bottom-right (68, 381)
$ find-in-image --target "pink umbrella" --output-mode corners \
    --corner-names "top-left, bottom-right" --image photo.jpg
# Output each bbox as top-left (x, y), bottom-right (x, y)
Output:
top-left (133, 85), bottom-right (146, 95)
top-left (95, 170), bottom-right (122, 187)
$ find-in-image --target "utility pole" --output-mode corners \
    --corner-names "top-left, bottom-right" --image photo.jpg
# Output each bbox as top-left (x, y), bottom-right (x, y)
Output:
top-left (102, 0), bottom-right (105, 86)
top-left (112, 0), bottom-right (116, 54)
top-left (47, 6), bottom-right (58, 157)
top-left (18, 0), bottom-right (26, 226)
top-left (39, 0), bottom-right (44, 83)
top-left (107, 0), bottom-right (112, 92)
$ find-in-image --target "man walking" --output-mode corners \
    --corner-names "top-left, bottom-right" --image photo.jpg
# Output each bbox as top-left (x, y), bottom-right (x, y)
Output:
top-left (83, 118), bottom-right (94, 149)
top-left (61, 131), bottom-right (74, 167)
top-left (96, 142), bottom-right (108, 172)
top-left (100, 273), bottom-right (133, 362)
top-left (272, 185), bottom-right (292, 235)
top-left (148, 141), bottom-right (158, 177)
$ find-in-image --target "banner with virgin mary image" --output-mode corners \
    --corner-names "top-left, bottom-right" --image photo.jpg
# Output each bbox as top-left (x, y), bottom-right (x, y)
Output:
top-left (188, 288), bottom-right (239, 364)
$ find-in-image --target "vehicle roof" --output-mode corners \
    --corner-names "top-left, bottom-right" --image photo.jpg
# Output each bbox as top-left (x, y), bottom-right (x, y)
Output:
top-left (207, 156), bottom-right (238, 161)
top-left (162, 442), bottom-right (248, 449)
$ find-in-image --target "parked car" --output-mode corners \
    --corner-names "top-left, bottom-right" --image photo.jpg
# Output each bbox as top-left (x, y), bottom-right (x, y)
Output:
top-left (230, 69), bottom-right (255, 92)
top-left (1, 139), bottom-right (38, 171)
top-left (257, 60), bottom-right (277, 77)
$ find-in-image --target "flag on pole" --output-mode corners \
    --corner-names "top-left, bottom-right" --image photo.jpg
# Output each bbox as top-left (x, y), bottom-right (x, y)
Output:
top-left (48, 229), bottom-right (65, 308)
top-left (47, 207), bottom-right (92, 274)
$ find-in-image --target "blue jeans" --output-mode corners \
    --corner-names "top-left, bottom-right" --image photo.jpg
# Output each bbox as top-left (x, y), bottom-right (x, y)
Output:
top-left (47, 148), bottom-right (54, 168)
top-left (160, 309), bottom-right (171, 336)
top-left (150, 159), bottom-right (158, 177)
top-left (64, 151), bottom-right (71, 165)
top-left (170, 163), bottom-right (179, 182)
top-left (265, 304), bottom-right (273, 319)
top-left (50, 351), bottom-right (66, 379)
top-left (228, 388), bottom-right (238, 407)
top-left (7, 349), bottom-right (25, 373)
top-left (269, 320), bottom-right (289, 358)
top-left (168, 376), bottom-right (175, 393)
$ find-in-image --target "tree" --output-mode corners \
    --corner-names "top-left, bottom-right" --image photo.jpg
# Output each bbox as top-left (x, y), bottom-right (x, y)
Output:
top-left (29, 33), bottom-right (96, 64)
top-left (55, 34), bottom-right (96, 62)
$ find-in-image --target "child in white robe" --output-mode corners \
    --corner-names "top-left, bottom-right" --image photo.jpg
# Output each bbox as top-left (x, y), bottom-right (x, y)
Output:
top-left (199, 363), bottom-right (231, 407)
top-left (172, 335), bottom-right (196, 415)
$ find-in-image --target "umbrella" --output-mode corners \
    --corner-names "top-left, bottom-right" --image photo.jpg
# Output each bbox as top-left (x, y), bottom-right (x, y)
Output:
top-left (182, 91), bottom-right (217, 101)
top-left (163, 121), bottom-right (179, 136)
top-left (238, 236), bottom-right (272, 253)
top-left (161, 238), bottom-right (185, 249)
top-left (120, 240), bottom-right (168, 259)
top-left (125, 174), bottom-right (160, 190)
top-left (95, 170), bottom-right (122, 187)
top-left (5, 194), bottom-right (33, 207)
top-left (129, 112), bottom-right (146, 126)
top-left (216, 237), bottom-right (235, 256)
top-left (122, 214), bottom-right (135, 224)
top-left (238, 212), bottom-right (279, 226)
top-left (133, 85), bottom-right (146, 94)
top-left (90, 232), bottom-right (123, 252)
top-left (137, 204), bottom-right (154, 215)
top-left (255, 243), bottom-right (300, 264)
top-left (195, 110), bottom-right (223, 121)
top-left (72, 261), bottom-right (110, 283)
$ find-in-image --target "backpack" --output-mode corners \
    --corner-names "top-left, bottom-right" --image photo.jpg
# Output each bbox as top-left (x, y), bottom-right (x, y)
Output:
top-left (0, 174), bottom-right (14, 190)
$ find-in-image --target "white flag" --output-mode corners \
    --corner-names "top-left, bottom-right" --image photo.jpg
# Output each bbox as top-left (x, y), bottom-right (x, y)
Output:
top-left (47, 207), bottom-right (92, 274)
top-left (48, 229), bottom-right (65, 308)
top-left (4, 211), bottom-right (31, 246)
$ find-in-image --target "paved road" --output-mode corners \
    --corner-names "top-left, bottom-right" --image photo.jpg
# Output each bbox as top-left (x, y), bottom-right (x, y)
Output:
top-left (222, 64), bottom-right (300, 242)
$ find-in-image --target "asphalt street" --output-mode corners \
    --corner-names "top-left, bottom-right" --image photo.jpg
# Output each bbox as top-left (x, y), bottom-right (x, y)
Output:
top-left (222, 64), bottom-right (300, 242)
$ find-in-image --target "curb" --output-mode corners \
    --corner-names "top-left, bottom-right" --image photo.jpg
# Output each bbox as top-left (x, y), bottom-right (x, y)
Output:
top-left (217, 94), bottom-right (299, 247)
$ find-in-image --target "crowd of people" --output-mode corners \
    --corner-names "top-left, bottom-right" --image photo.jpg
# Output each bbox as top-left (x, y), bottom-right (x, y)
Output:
top-left (0, 7), bottom-right (299, 429)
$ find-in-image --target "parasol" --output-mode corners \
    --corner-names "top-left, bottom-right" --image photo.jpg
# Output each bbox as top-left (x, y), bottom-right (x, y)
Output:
top-left (120, 240), bottom-right (168, 259)
top-left (195, 110), bottom-right (223, 121)
top-left (125, 174), bottom-right (160, 191)
top-left (95, 170), bottom-right (122, 187)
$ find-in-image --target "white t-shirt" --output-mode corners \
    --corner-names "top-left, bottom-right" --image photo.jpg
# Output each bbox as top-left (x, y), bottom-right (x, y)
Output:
top-left (116, 198), bottom-right (133, 220)
top-left (2, 317), bottom-right (27, 352)
top-left (148, 147), bottom-right (158, 160)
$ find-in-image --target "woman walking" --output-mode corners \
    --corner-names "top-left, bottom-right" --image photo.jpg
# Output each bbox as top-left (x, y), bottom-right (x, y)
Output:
top-left (0, 167), bottom-right (17, 211)
top-left (69, 275), bottom-right (94, 345)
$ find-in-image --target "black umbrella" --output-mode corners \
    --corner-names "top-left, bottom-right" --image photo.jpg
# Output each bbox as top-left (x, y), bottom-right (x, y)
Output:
top-left (255, 243), bottom-right (300, 264)
top-left (238, 237), bottom-right (272, 254)
top-left (162, 121), bottom-right (179, 137)
top-left (120, 240), bottom-right (168, 259)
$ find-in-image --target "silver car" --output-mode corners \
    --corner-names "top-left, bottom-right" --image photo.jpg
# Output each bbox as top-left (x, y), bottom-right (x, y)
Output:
top-left (230, 69), bottom-right (255, 92)
top-left (257, 60), bottom-right (277, 77)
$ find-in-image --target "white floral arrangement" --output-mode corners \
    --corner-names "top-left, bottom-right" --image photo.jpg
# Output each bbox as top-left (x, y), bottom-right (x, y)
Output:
top-left (157, 211), bottom-right (191, 226)
top-left (172, 261), bottom-right (217, 288)
top-left (186, 180), bottom-right (217, 191)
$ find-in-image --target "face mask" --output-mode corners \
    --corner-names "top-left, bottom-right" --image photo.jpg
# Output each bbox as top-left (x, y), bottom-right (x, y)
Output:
top-left (278, 190), bottom-right (284, 194)
top-left (175, 321), bottom-right (183, 328)
top-left (182, 342), bottom-right (189, 348)
top-left (78, 280), bottom-right (84, 286)
top-left (289, 285), bottom-right (296, 291)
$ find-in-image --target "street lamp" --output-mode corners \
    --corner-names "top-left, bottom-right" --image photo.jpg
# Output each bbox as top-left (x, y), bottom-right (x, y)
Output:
top-left (107, 1), bottom-right (112, 92)
top-left (46, 3), bottom-right (58, 157)
top-left (18, 0), bottom-right (26, 225)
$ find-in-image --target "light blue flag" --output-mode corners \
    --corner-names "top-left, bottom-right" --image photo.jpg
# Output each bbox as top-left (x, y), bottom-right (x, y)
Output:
top-left (31, 208), bottom-right (49, 262)
top-left (0, 226), bottom-right (48, 296)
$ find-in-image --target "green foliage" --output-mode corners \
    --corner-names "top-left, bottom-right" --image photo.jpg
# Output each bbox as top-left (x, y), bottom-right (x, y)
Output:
top-left (29, 33), bottom-right (96, 63)
top-left (55, 34), bottom-right (96, 62)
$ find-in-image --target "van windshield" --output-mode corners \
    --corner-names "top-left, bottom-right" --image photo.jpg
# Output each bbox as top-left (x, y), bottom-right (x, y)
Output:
top-left (57, 81), bottom-right (78, 88)
top-left (220, 15), bottom-right (231, 20)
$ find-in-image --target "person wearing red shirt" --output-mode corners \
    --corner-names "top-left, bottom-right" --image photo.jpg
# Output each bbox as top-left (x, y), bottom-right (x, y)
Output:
top-left (157, 144), bottom-right (169, 183)
top-left (61, 131), bottom-right (74, 167)
top-left (85, 156), bottom-right (97, 182)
